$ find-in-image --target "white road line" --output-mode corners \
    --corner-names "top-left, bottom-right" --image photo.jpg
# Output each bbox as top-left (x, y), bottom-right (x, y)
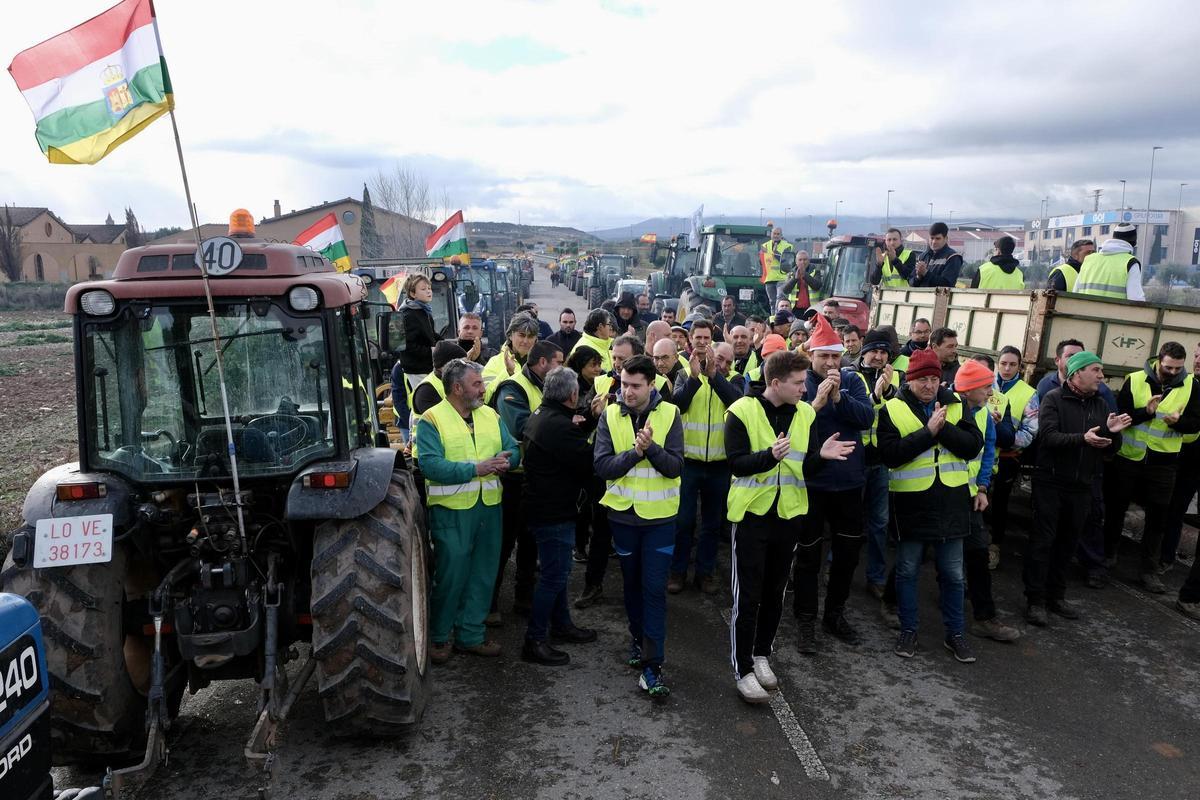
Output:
top-left (1110, 578), bottom-right (1200, 635)
top-left (721, 609), bottom-right (830, 781)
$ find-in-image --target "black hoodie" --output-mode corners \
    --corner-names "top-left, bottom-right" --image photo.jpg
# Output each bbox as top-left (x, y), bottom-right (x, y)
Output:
top-left (970, 254), bottom-right (1021, 289)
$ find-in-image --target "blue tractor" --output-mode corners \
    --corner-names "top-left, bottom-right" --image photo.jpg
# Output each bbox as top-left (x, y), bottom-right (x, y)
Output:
top-left (0, 593), bottom-right (52, 800)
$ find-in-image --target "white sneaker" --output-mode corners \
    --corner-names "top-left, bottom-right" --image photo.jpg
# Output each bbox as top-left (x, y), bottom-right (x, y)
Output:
top-left (736, 672), bottom-right (771, 704)
top-left (752, 656), bottom-right (779, 691)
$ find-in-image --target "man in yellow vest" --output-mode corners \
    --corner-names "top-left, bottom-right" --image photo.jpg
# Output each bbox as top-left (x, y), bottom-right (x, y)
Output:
top-left (1075, 222), bottom-right (1146, 301)
top-left (724, 349), bottom-right (855, 703)
top-left (483, 313), bottom-right (541, 402)
top-left (1046, 238), bottom-right (1095, 293)
top-left (728, 325), bottom-right (759, 378)
top-left (971, 236), bottom-right (1025, 290)
top-left (593, 354), bottom-right (684, 699)
top-left (489, 340), bottom-right (565, 622)
top-left (416, 359), bottom-right (521, 663)
top-left (876, 347), bottom-right (983, 662)
top-left (668, 320), bottom-right (745, 594)
top-left (1104, 341), bottom-right (1200, 592)
top-left (759, 226), bottom-right (795, 308)
top-left (568, 308), bottom-right (617, 373)
top-left (871, 228), bottom-right (918, 288)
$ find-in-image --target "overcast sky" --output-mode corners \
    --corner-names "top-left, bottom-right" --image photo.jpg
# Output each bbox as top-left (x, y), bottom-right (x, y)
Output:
top-left (3, 0), bottom-right (1200, 232)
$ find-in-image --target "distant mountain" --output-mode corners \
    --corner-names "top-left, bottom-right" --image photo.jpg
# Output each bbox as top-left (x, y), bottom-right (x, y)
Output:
top-left (591, 215), bottom-right (1026, 241)
top-left (467, 221), bottom-right (603, 249)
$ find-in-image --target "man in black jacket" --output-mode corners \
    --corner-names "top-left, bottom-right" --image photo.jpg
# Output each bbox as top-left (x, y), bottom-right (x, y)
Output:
top-left (521, 366), bottom-right (599, 665)
top-left (1026, 352), bottom-right (1130, 626)
top-left (910, 222), bottom-right (963, 288)
top-left (547, 308), bottom-right (582, 355)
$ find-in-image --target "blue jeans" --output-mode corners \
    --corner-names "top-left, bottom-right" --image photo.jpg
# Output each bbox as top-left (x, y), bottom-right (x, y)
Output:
top-left (672, 460), bottom-right (730, 577)
top-left (610, 519), bottom-right (675, 667)
top-left (895, 538), bottom-right (965, 637)
top-left (863, 464), bottom-right (890, 586)
top-left (525, 522), bottom-right (576, 642)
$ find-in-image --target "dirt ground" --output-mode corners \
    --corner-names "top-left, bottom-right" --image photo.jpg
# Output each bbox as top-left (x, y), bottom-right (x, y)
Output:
top-left (0, 308), bottom-right (77, 539)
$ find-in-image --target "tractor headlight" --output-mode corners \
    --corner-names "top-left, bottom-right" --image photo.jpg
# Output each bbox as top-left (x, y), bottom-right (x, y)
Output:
top-left (80, 289), bottom-right (116, 316)
top-left (288, 286), bottom-right (320, 312)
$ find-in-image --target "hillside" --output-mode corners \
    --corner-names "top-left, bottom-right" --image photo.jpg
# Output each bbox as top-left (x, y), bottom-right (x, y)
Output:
top-left (467, 221), bottom-right (603, 249)
top-left (590, 214), bottom-right (1026, 241)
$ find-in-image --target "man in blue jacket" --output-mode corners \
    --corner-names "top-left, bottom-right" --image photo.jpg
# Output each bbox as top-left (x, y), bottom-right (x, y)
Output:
top-left (792, 315), bottom-right (874, 653)
top-left (910, 222), bottom-right (963, 288)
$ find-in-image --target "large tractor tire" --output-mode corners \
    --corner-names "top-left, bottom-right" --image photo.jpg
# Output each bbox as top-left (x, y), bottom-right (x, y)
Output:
top-left (1, 538), bottom-right (147, 764)
top-left (588, 287), bottom-right (603, 310)
top-left (310, 469), bottom-right (430, 736)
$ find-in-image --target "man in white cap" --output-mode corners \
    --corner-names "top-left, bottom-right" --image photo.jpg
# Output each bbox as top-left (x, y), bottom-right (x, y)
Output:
top-left (1075, 222), bottom-right (1146, 301)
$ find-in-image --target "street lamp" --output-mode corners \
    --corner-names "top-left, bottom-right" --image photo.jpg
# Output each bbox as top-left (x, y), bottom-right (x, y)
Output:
top-left (1145, 145), bottom-right (1163, 264)
top-left (1175, 182), bottom-right (1188, 263)
top-left (948, 210), bottom-right (955, 227)
top-left (927, 202), bottom-right (934, 224)
top-left (1119, 179), bottom-right (1127, 209)
top-left (885, 189), bottom-right (895, 230)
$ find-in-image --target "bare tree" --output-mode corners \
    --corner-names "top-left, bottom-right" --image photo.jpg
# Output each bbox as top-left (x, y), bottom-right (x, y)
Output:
top-left (0, 205), bottom-right (23, 281)
top-left (368, 163), bottom-right (448, 257)
top-left (124, 207), bottom-right (144, 248)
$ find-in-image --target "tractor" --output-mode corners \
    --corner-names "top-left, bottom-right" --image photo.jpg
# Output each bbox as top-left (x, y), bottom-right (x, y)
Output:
top-left (647, 235), bottom-right (699, 306)
top-left (1, 215), bottom-right (431, 788)
top-left (807, 234), bottom-right (879, 330)
top-left (587, 254), bottom-right (629, 309)
top-left (679, 224), bottom-right (772, 319)
top-left (0, 592), bottom-right (52, 800)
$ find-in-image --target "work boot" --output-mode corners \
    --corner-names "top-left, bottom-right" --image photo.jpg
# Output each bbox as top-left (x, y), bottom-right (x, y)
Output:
top-left (667, 572), bottom-right (686, 594)
top-left (879, 600), bottom-right (901, 630)
top-left (988, 544), bottom-right (1000, 571)
top-left (735, 673), bottom-right (771, 704)
top-left (752, 656), bottom-right (779, 691)
top-left (969, 617), bottom-right (1022, 642)
top-left (521, 640), bottom-right (570, 666)
top-left (697, 574), bottom-right (720, 595)
top-left (1047, 598), bottom-right (1081, 620)
top-left (430, 642), bottom-right (452, 665)
top-left (1024, 604), bottom-right (1048, 627)
top-left (822, 611), bottom-right (861, 645)
top-left (1176, 599), bottom-right (1200, 621)
top-left (574, 585), bottom-right (603, 609)
top-left (550, 623), bottom-right (598, 644)
top-left (1141, 572), bottom-right (1167, 594)
top-left (796, 614), bottom-right (818, 655)
top-left (455, 639), bottom-right (502, 657)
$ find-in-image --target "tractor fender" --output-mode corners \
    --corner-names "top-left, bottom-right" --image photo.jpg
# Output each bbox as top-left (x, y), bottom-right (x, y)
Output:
top-left (285, 447), bottom-right (400, 521)
top-left (21, 463), bottom-right (137, 530)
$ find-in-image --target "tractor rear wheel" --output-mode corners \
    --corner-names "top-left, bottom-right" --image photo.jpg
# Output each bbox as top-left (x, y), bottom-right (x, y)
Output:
top-left (310, 469), bottom-right (430, 736)
top-left (588, 287), bottom-right (603, 310)
top-left (1, 538), bottom-right (147, 765)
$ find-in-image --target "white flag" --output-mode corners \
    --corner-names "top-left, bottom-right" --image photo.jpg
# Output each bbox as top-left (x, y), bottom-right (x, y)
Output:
top-left (689, 204), bottom-right (704, 249)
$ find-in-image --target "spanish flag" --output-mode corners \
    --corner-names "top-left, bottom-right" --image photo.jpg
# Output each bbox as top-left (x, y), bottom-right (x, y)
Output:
top-left (379, 274), bottom-right (402, 310)
top-left (8, 0), bottom-right (174, 165)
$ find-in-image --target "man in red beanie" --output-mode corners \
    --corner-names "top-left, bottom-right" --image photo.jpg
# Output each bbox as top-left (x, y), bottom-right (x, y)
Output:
top-left (877, 347), bottom-right (983, 662)
top-left (956, 358), bottom-right (1022, 643)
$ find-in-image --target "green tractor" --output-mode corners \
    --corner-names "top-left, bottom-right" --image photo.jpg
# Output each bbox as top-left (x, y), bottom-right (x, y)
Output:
top-left (679, 224), bottom-right (772, 319)
top-left (648, 235), bottom-right (699, 305)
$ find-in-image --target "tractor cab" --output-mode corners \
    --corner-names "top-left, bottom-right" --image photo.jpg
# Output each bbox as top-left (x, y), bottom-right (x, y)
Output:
top-left (456, 258), bottom-right (514, 345)
top-left (648, 235), bottom-right (698, 305)
top-left (681, 224), bottom-right (771, 319)
top-left (814, 235), bottom-right (878, 330)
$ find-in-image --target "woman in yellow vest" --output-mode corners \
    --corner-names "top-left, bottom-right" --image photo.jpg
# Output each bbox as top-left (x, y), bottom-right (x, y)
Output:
top-left (593, 354), bottom-right (684, 699)
top-left (724, 350), bottom-right (854, 703)
top-left (482, 314), bottom-right (541, 403)
top-left (982, 346), bottom-right (1039, 569)
top-left (876, 348), bottom-right (983, 662)
top-left (415, 359), bottom-right (521, 664)
top-left (568, 308), bottom-right (617, 374)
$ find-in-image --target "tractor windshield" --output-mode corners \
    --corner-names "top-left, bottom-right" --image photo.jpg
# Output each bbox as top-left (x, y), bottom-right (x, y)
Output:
top-left (829, 245), bottom-right (871, 299)
top-left (705, 234), bottom-right (764, 278)
top-left (82, 303), bottom-right (337, 482)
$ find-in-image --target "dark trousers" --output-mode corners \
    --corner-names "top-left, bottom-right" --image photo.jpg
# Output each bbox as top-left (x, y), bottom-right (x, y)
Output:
top-left (985, 457), bottom-right (1021, 545)
top-left (526, 522), bottom-right (575, 642)
top-left (672, 459), bottom-right (731, 577)
top-left (610, 519), bottom-right (675, 667)
top-left (730, 513), bottom-right (797, 679)
top-left (492, 473), bottom-right (537, 612)
top-left (964, 509), bottom-right (996, 621)
top-left (1076, 473), bottom-right (1108, 573)
top-left (583, 492), bottom-right (612, 589)
top-left (1103, 457), bottom-right (1175, 573)
top-left (1163, 462), bottom-right (1200, 565)
top-left (793, 487), bottom-right (864, 620)
top-left (1180, 551), bottom-right (1200, 603)
top-left (1025, 480), bottom-right (1091, 605)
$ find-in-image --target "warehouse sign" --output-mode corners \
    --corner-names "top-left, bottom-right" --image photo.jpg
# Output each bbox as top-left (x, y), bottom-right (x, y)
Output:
top-left (1028, 210), bottom-right (1173, 231)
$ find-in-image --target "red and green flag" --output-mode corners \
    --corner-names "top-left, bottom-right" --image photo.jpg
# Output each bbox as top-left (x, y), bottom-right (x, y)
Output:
top-left (293, 212), bottom-right (352, 272)
top-left (425, 210), bottom-right (469, 261)
top-left (8, 0), bottom-right (174, 165)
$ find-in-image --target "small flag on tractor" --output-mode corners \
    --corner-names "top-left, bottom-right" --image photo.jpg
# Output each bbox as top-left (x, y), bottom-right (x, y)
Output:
top-left (379, 274), bottom-right (402, 309)
top-left (640, 233), bottom-right (657, 244)
top-left (293, 212), bottom-right (352, 272)
top-left (8, 0), bottom-right (174, 165)
top-left (426, 211), bottom-right (469, 262)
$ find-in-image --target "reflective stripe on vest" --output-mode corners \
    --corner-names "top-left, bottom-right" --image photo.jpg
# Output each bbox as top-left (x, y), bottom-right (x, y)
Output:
top-left (725, 397), bottom-right (813, 522)
top-left (976, 262), bottom-right (1025, 290)
top-left (1049, 263), bottom-right (1079, 292)
top-left (855, 372), bottom-right (881, 447)
top-left (409, 371), bottom-right (447, 460)
top-left (880, 249), bottom-right (913, 288)
top-left (1120, 369), bottom-right (1194, 460)
top-left (1075, 251), bottom-right (1134, 299)
top-left (884, 398), bottom-right (968, 491)
top-left (600, 402), bottom-right (681, 519)
top-left (681, 375), bottom-right (729, 462)
top-left (423, 399), bottom-right (505, 508)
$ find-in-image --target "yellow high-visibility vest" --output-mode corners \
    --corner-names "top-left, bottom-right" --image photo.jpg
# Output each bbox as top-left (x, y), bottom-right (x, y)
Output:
top-left (1075, 251), bottom-right (1134, 299)
top-left (964, 401), bottom-right (990, 497)
top-left (680, 375), bottom-right (729, 462)
top-left (1048, 263), bottom-right (1079, 292)
top-left (600, 402), bottom-right (681, 519)
top-left (1119, 369), bottom-right (1194, 461)
top-left (408, 372), bottom-right (447, 460)
top-left (725, 396), bottom-right (813, 521)
top-left (423, 399), bottom-right (504, 509)
top-left (759, 239), bottom-right (795, 284)
top-left (976, 262), bottom-right (1025, 290)
top-left (570, 332), bottom-right (614, 373)
top-left (883, 398), bottom-right (968, 492)
top-left (880, 249), bottom-right (915, 288)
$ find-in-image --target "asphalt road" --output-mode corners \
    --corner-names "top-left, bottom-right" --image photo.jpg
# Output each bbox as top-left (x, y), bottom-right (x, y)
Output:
top-left (55, 272), bottom-right (1200, 799)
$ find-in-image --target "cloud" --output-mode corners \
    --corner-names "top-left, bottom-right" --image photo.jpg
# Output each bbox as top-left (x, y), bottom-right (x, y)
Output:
top-left (445, 37), bottom-right (568, 72)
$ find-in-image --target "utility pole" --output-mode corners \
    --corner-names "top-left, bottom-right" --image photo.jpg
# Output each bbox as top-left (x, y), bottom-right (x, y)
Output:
top-left (1091, 189), bottom-right (1102, 212)
top-left (948, 210), bottom-right (955, 227)
top-left (927, 202), bottom-right (933, 224)
top-left (1175, 182), bottom-right (1188, 263)
top-left (886, 189), bottom-right (895, 230)
top-left (1146, 146), bottom-right (1163, 265)
top-left (759, 207), bottom-right (765, 225)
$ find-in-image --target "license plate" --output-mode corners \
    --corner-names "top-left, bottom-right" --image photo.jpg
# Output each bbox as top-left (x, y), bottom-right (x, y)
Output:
top-left (34, 514), bottom-right (113, 568)
top-left (738, 288), bottom-right (754, 301)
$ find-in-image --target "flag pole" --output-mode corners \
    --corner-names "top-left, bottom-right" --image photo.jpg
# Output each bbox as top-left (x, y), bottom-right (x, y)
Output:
top-left (152, 14), bottom-right (248, 548)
